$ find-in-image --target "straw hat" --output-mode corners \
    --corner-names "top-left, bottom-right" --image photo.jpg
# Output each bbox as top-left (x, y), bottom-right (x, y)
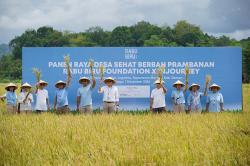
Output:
top-left (79, 77), bottom-right (90, 84)
top-left (21, 82), bottom-right (32, 88)
top-left (154, 79), bottom-right (165, 84)
top-left (173, 80), bottom-right (185, 87)
top-left (55, 80), bottom-right (66, 88)
top-left (5, 83), bottom-right (18, 91)
top-left (209, 83), bottom-right (221, 91)
top-left (189, 83), bottom-right (200, 91)
top-left (104, 77), bottom-right (116, 83)
top-left (38, 80), bottom-right (48, 86)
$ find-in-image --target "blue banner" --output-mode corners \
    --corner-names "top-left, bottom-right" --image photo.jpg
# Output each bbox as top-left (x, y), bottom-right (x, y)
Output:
top-left (22, 47), bottom-right (242, 111)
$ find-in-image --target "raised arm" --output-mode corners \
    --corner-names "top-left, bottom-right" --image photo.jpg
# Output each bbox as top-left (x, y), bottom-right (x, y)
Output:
top-left (184, 65), bottom-right (189, 93)
top-left (66, 69), bottom-right (72, 88)
top-left (161, 84), bottom-right (167, 94)
top-left (203, 83), bottom-right (208, 96)
top-left (91, 75), bottom-right (96, 89)
top-left (35, 83), bottom-right (39, 94)
top-left (98, 80), bottom-right (103, 93)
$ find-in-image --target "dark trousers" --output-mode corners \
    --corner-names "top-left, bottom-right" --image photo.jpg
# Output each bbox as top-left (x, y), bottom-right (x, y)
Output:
top-left (152, 107), bottom-right (166, 114)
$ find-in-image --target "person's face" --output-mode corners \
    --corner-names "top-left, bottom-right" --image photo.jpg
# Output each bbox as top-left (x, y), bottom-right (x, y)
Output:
top-left (106, 81), bottom-right (113, 87)
top-left (81, 80), bottom-right (89, 87)
top-left (176, 84), bottom-right (182, 90)
top-left (211, 87), bottom-right (218, 93)
top-left (22, 87), bottom-right (29, 92)
top-left (192, 86), bottom-right (198, 92)
top-left (39, 84), bottom-right (45, 89)
top-left (58, 84), bottom-right (64, 89)
top-left (9, 87), bottom-right (14, 91)
top-left (156, 84), bottom-right (161, 89)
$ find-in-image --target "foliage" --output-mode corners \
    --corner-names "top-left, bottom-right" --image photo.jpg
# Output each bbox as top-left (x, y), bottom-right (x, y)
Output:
top-left (0, 21), bottom-right (249, 81)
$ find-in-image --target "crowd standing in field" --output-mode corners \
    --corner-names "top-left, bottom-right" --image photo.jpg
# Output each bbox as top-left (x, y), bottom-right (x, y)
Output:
top-left (0, 57), bottom-right (224, 114)
top-left (0, 79), bottom-right (224, 114)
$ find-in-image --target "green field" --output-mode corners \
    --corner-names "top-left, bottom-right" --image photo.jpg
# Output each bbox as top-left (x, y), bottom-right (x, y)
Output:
top-left (0, 84), bottom-right (249, 165)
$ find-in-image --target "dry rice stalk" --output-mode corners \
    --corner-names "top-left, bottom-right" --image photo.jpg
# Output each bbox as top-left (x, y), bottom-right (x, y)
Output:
top-left (32, 68), bottom-right (41, 82)
top-left (185, 64), bottom-right (189, 87)
top-left (156, 64), bottom-right (165, 84)
top-left (99, 64), bottom-right (104, 81)
top-left (206, 74), bottom-right (212, 85)
top-left (89, 59), bottom-right (94, 77)
top-left (64, 55), bottom-right (71, 82)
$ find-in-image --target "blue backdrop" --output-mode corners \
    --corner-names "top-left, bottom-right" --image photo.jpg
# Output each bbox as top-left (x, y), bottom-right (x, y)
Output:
top-left (22, 47), bottom-right (242, 111)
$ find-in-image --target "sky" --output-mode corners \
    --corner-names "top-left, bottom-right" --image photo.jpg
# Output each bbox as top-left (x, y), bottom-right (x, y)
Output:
top-left (0, 0), bottom-right (250, 44)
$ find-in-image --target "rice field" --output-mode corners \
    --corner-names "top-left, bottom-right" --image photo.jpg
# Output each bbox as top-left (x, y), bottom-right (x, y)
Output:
top-left (0, 84), bottom-right (249, 165)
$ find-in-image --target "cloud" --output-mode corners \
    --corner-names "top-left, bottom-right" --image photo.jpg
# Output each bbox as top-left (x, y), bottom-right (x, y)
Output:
top-left (209, 29), bottom-right (250, 40)
top-left (0, 0), bottom-right (249, 43)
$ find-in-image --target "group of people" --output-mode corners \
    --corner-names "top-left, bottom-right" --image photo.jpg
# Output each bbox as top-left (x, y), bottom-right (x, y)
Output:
top-left (0, 75), bottom-right (224, 114)
top-left (150, 79), bottom-right (224, 113)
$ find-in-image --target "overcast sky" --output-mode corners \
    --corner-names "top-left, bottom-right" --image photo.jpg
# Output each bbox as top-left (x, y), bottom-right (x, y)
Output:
top-left (0, 0), bottom-right (250, 43)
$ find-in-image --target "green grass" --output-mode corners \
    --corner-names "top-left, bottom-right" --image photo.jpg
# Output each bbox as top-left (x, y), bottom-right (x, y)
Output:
top-left (0, 84), bottom-right (249, 165)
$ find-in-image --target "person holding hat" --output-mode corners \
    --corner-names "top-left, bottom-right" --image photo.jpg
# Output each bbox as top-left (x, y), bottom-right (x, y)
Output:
top-left (98, 77), bottom-right (119, 113)
top-left (18, 82), bottom-right (34, 113)
top-left (206, 83), bottom-right (224, 112)
top-left (187, 83), bottom-right (208, 113)
top-left (35, 80), bottom-right (50, 113)
top-left (0, 83), bottom-right (18, 114)
top-left (53, 71), bottom-right (72, 114)
top-left (171, 80), bottom-right (187, 113)
top-left (77, 75), bottom-right (96, 114)
top-left (150, 79), bottom-right (167, 114)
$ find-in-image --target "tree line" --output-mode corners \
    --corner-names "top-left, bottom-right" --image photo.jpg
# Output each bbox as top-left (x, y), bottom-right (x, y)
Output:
top-left (0, 20), bottom-right (249, 82)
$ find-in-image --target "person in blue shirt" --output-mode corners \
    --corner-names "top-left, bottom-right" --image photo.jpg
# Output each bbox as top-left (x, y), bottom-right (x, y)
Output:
top-left (171, 80), bottom-right (187, 113)
top-left (187, 83), bottom-right (208, 113)
top-left (77, 75), bottom-right (96, 114)
top-left (53, 72), bottom-right (71, 114)
top-left (206, 83), bottom-right (224, 112)
top-left (0, 83), bottom-right (18, 114)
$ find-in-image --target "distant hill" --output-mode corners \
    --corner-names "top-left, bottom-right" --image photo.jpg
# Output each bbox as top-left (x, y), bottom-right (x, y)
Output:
top-left (0, 44), bottom-right (10, 58)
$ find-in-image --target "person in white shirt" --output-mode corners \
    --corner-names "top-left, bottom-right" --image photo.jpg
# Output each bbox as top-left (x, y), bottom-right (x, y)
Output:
top-left (98, 77), bottom-right (119, 113)
top-left (35, 80), bottom-right (50, 113)
top-left (150, 80), bottom-right (167, 113)
top-left (18, 82), bottom-right (33, 113)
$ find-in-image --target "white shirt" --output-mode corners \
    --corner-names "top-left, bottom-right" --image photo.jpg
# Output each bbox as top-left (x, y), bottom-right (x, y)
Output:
top-left (18, 92), bottom-right (33, 111)
top-left (99, 86), bottom-right (119, 102)
top-left (151, 88), bottom-right (166, 108)
top-left (35, 89), bottom-right (49, 111)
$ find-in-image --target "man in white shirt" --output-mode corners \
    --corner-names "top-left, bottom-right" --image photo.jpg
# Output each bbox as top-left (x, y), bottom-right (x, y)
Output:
top-left (98, 77), bottom-right (119, 113)
top-left (18, 82), bottom-right (33, 113)
top-left (35, 80), bottom-right (50, 113)
top-left (150, 80), bottom-right (167, 113)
